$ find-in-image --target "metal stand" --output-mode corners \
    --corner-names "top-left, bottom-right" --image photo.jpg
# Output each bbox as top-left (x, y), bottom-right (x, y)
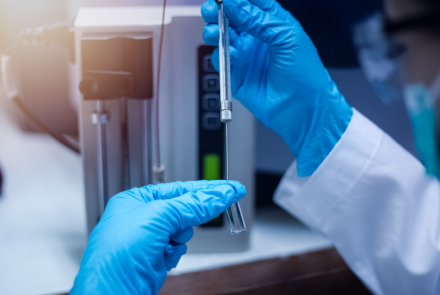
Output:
top-left (92, 100), bottom-right (108, 218)
top-left (121, 97), bottom-right (131, 191)
top-left (143, 99), bottom-right (153, 185)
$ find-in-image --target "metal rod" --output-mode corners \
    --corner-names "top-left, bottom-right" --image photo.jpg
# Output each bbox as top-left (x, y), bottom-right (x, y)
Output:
top-left (143, 99), bottom-right (153, 185)
top-left (96, 100), bottom-right (108, 218)
top-left (226, 122), bottom-right (229, 185)
top-left (218, 1), bottom-right (233, 123)
top-left (121, 97), bottom-right (131, 190)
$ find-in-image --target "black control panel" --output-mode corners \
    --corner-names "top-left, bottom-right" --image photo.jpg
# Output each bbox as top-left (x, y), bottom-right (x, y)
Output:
top-left (198, 45), bottom-right (224, 228)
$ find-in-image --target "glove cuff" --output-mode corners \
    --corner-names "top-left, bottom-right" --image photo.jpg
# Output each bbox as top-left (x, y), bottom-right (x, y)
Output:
top-left (295, 90), bottom-right (353, 177)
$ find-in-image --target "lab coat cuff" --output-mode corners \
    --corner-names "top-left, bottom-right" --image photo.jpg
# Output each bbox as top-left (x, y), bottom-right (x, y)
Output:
top-left (273, 109), bottom-right (383, 230)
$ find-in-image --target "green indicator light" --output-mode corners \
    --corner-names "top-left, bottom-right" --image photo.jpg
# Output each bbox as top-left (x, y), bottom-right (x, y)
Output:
top-left (200, 153), bottom-right (224, 227)
top-left (204, 154), bottom-right (220, 180)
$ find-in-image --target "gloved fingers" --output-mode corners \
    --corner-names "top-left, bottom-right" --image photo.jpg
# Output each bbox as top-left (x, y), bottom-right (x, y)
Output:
top-left (203, 24), bottom-right (218, 45)
top-left (201, 0), bottom-right (219, 24)
top-left (163, 183), bottom-right (246, 231)
top-left (170, 226), bottom-right (194, 244)
top-left (203, 24), bottom-right (240, 47)
top-left (164, 242), bottom-right (187, 271)
top-left (223, 0), bottom-right (297, 49)
top-left (210, 46), bottom-right (238, 73)
top-left (247, 0), bottom-right (295, 23)
top-left (136, 180), bottom-right (240, 202)
top-left (201, 0), bottom-right (243, 31)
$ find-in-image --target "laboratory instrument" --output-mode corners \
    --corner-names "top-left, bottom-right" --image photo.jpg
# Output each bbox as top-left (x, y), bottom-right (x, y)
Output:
top-left (74, 6), bottom-right (254, 252)
top-left (215, 0), bottom-right (247, 235)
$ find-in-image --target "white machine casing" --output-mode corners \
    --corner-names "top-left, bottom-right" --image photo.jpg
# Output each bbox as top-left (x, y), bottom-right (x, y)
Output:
top-left (74, 6), bottom-right (255, 252)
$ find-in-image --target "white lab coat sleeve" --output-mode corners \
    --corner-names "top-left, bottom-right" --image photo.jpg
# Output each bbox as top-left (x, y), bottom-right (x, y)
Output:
top-left (274, 109), bottom-right (440, 295)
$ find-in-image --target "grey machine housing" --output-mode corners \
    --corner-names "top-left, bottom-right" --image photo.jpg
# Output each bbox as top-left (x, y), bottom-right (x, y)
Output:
top-left (74, 6), bottom-right (255, 252)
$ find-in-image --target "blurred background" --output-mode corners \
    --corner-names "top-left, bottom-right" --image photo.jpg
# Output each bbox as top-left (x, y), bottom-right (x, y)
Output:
top-left (0, 0), bottom-right (416, 204)
top-left (0, 0), bottom-right (417, 294)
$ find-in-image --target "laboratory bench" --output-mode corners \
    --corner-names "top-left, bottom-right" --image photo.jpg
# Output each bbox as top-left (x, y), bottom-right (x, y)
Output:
top-left (159, 248), bottom-right (371, 295)
top-left (0, 92), bottom-right (370, 295)
top-left (156, 208), bottom-right (372, 295)
top-left (54, 248), bottom-right (370, 295)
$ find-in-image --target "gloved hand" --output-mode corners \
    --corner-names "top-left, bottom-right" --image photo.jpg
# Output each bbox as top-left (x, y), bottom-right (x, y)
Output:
top-left (202, 0), bottom-right (353, 176)
top-left (71, 180), bottom-right (246, 295)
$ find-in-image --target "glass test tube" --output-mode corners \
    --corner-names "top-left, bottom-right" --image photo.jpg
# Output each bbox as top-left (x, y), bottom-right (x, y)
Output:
top-left (217, 0), bottom-right (247, 235)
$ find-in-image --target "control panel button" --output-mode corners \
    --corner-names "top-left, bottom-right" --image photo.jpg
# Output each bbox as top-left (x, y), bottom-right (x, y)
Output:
top-left (203, 54), bottom-right (216, 72)
top-left (202, 93), bottom-right (220, 111)
top-left (202, 112), bottom-right (221, 130)
top-left (203, 74), bottom-right (220, 92)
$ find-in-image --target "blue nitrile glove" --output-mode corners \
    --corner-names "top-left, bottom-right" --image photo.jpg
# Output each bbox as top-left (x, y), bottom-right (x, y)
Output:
top-left (202, 0), bottom-right (353, 176)
top-left (71, 180), bottom-right (246, 295)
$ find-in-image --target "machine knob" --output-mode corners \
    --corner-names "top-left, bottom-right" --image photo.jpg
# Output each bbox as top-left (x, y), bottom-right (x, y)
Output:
top-left (79, 77), bottom-right (99, 96)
